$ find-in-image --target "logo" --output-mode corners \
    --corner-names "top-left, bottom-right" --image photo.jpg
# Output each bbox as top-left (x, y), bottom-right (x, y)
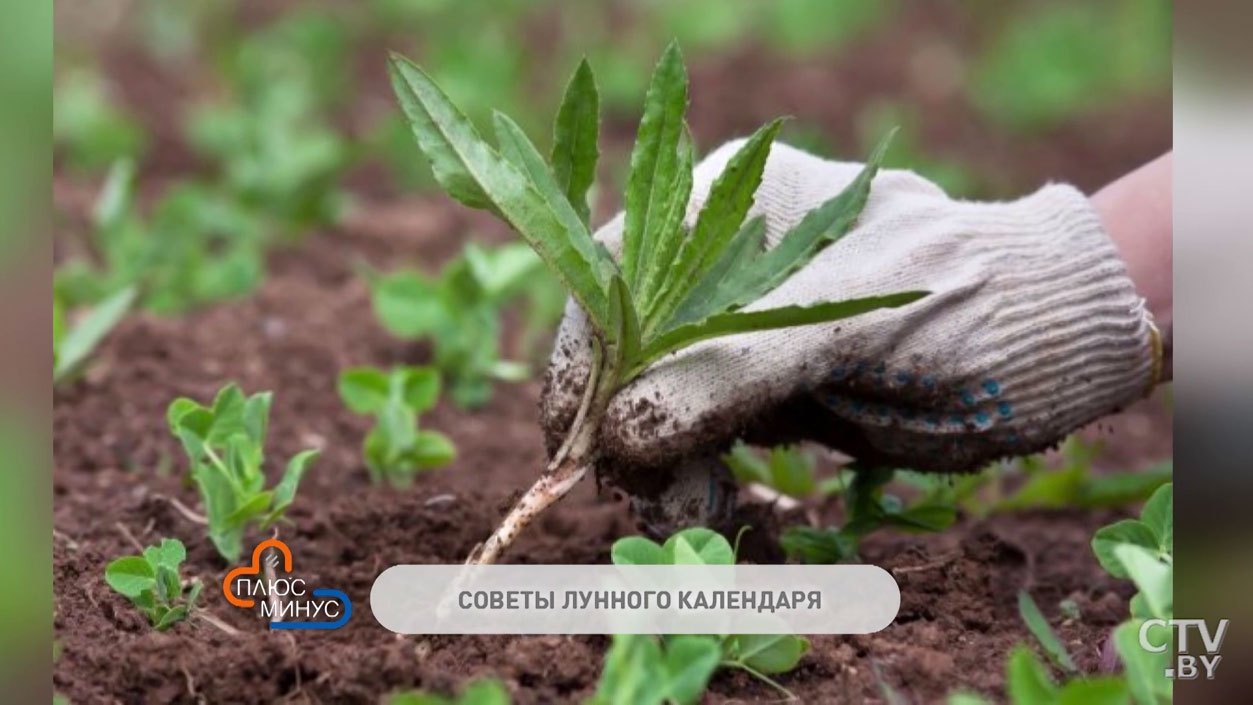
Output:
top-left (1139, 618), bottom-right (1229, 680)
top-left (223, 539), bottom-right (352, 630)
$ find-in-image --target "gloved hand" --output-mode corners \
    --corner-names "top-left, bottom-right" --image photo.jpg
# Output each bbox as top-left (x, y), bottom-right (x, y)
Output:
top-left (541, 139), bottom-right (1163, 525)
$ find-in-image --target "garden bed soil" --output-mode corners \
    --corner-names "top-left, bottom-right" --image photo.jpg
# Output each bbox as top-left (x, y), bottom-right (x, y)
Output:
top-left (54, 200), bottom-right (1162, 704)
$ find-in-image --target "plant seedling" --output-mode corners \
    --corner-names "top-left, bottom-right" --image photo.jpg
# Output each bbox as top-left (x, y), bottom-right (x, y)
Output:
top-left (54, 159), bottom-right (267, 315)
top-left (780, 468), bottom-right (957, 564)
top-left (722, 441), bottom-right (817, 497)
top-left (611, 527), bottom-right (809, 697)
top-left (337, 365), bottom-right (456, 485)
top-left (389, 41), bottom-right (925, 563)
top-left (363, 242), bottom-right (560, 408)
top-left (53, 285), bottom-right (137, 385)
top-left (104, 538), bottom-right (202, 630)
top-left (167, 383), bottom-right (319, 562)
top-left (385, 679), bottom-right (511, 705)
top-left (588, 634), bottom-right (721, 705)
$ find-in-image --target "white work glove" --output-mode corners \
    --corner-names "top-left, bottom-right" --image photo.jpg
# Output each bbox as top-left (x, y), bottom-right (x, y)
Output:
top-left (541, 140), bottom-right (1162, 526)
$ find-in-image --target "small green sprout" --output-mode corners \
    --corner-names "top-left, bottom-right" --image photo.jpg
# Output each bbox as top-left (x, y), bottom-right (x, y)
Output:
top-left (780, 468), bottom-right (956, 564)
top-left (390, 41), bottom-right (925, 563)
top-left (611, 527), bottom-right (809, 698)
top-left (363, 242), bottom-right (560, 408)
top-left (167, 384), bottom-right (319, 562)
top-left (337, 366), bottom-right (456, 486)
top-left (588, 634), bottom-right (720, 705)
top-left (384, 679), bottom-right (510, 705)
top-left (53, 69), bottom-right (147, 172)
top-left (103, 538), bottom-right (202, 630)
top-left (53, 285), bottom-right (136, 385)
top-left (54, 159), bottom-right (266, 315)
top-left (722, 441), bottom-right (817, 497)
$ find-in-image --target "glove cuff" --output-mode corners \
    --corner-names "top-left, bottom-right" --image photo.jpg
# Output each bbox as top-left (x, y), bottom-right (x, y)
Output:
top-left (955, 183), bottom-right (1159, 447)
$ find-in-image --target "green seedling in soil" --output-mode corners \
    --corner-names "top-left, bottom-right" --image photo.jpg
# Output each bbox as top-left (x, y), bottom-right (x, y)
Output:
top-left (363, 241), bottom-right (562, 408)
top-left (949, 484), bottom-right (1174, 705)
top-left (588, 634), bottom-right (721, 705)
top-left (722, 441), bottom-right (818, 498)
top-left (612, 527), bottom-right (809, 698)
top-left (168, 383), bottom-right (320, 562)
top-left (385, 679), bottom-right (511, 705)
top-left (390, 41), bottom-right (925, 563)
top-left (54, 159), bottom-right (266, 314)
top-left (338, 365), bottom-right (456, 486)
top-left (53, 68), bottom-right (147, 172)
top-left (53, 285), bottom-right (136, 385)
top-left (781, 467), bottom-right (957, 564)
top-left (103, 538), bottom-right (203, 630)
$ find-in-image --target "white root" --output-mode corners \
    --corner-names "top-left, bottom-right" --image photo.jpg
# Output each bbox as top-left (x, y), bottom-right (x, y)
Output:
top-left (469, 457), bottom-right (590, 565)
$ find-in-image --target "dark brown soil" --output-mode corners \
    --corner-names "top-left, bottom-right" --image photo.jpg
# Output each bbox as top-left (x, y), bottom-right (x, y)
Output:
top-left (53, 195), bottom-right (1166, 704)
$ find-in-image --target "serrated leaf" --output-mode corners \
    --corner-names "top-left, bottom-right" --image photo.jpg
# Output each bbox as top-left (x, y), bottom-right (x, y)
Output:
top-left (633, 292), bottom-right (927, 377)
top-left (646, 119), bottom-right (783, 331)
top-left (622, 41), bottom-right (688, 290)
top-left (551, 58), bottom-right (599, 227)
top-left (635, 125), bottom-right (694, 322)
top-left (670, 215), bottom-right (766, 326)
top-left (671, 130), bottom-right (897, 328)
top-left (1017, 591), bottom-right (1077, 673)
top-left (53, 285), bottom-right (137, 383)
top-left (388, 54), bottom-right (612, 334)
top-left (492, 110), bottom-right (590, 255)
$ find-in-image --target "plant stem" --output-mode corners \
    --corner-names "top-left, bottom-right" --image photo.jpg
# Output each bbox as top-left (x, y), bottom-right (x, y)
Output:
top-left (469, 355), bottom-right (614, 564)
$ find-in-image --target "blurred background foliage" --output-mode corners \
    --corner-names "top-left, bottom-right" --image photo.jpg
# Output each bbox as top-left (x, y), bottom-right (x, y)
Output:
top-left (52, 0), bottom-right (1171, 322)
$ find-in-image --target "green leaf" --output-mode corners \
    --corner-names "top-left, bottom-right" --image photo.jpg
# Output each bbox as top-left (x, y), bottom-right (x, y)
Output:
top-left (53, 285), bottom-right (137, 383)
top-left (888, 504), bottom-right (958, 533)
top-left (1005, 646), bottom-right (1057, 705)
top-left (647, 119), bottom-right (783, 330)
top-left (622, 41), bottom-right (688, 291)
top-left (670, 216), bottom-right (767, 331)
top-left (1055, 678), bottom-right (1128, 705)
top-left (589, 635), bottom-right (667, 705)
top-left (338, 367), bottom-right (391, 415)
top-left (636, 128), bottom-right (695, 326)
top-left (457, 679), bottom-right (512, 705)
top-left (723, 442), bottom-right (772, 486)
top-left (673, 130), bottom-right (896, 326)
top-left (153, 605), bottom-right (189, 631)
top-left (611, 536), bottom-right (667, 565)
top-left (104, 556), bottom-right (156, 598)
top-left (1114, 544), bottom-right (1171, 620)
top-left (780, 526), bottom-right (857, 564)
top-left (388, 54), bottom-right (612, 333)
top-left (411, 430), bottom-right (457, 468)
top-left (224, 491), bottom-right (273, 530)
top-left (370, 270), bottom-right (446, 339)
top-left (186, 579), bottom-right (204, 609)
top-left (492, 110), bottom-right (590, 253)
top-left (551, 58), bottom-right (600, 228)
top-left (266, 448), bottom-right (319, 522)
top-left (663, 527), bottom-right (734, 565)
top-left (92, 158), bottom-right (137, 232)
top-left (767, 445), bottom-right (815, 496)
top-left (1115, 619), bottom-right (1172, 705)
top-left (607, 275), bottom-right (641, 373)
top-left (1091, 519), bottom-right (1158, 579)
top-left (1017, 591), bottom-right (1077, 673)
top-left (663, 636), bottom-right (721, 704)
top-left (143, 538), bottom-right (187, 573)
top-left (728, 634), bottom-right (810, 674)
top-left (635, 293), bottom-right (927, 376)
top-left (399, 366), bottom-right (442, 412)
top-left (1139, 483), bottom-right (1171, 553)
